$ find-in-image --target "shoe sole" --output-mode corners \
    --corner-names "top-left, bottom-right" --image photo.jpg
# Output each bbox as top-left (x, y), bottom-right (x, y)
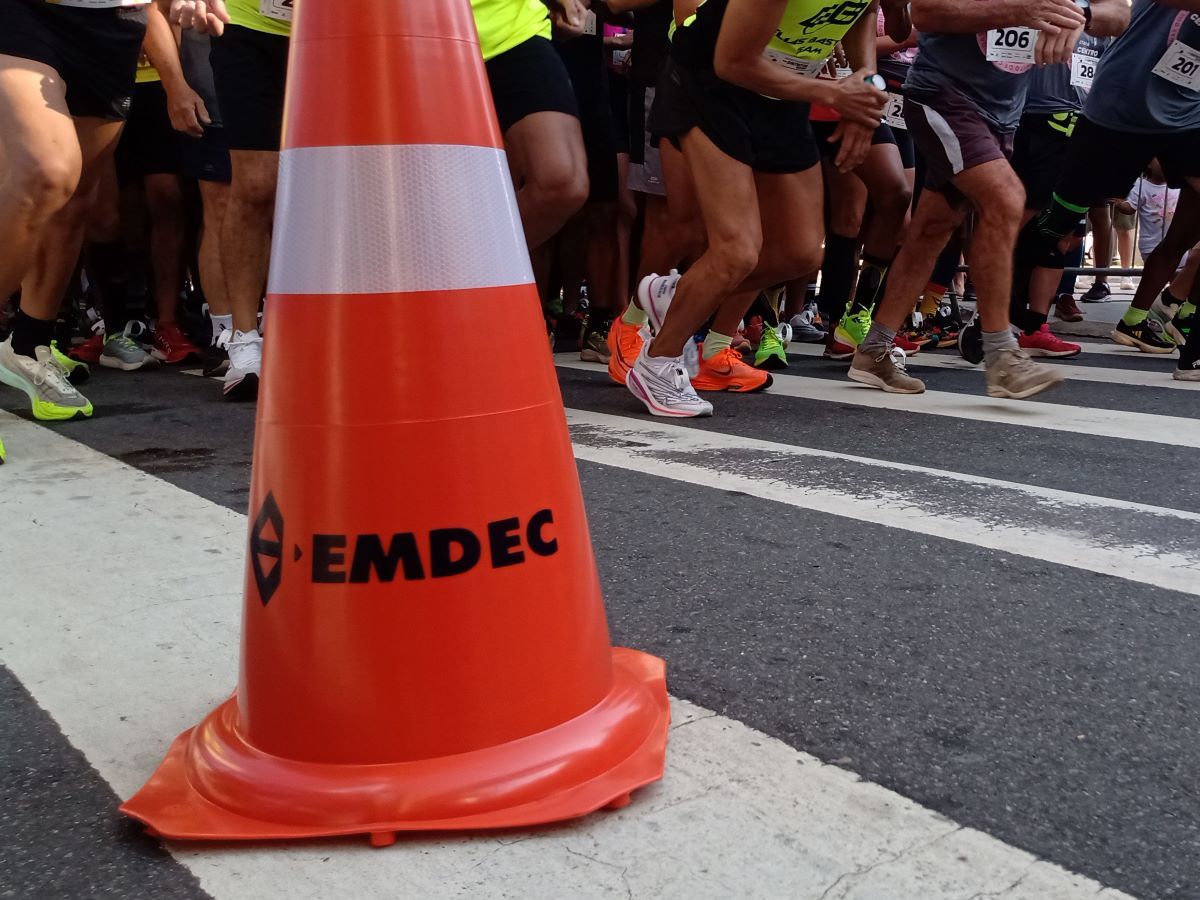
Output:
top-left (626, 369), bottom-right (713, 417)
top-left (986, 377), bottom-right (1065, 400)
top-left (99, 357), bottom-right (157, 371)
top-left (1173, 370), bottom-right (1200, 381)
top-left (1111, 329), bottom-right (1176, 354)
top-left (754, 355), bottom-right (789, 371)
top-left (1022, 347), bottom-right (1081, 358)
top-left (847, 367), bottom-right (925, 394)
top-left (223, 372), bottom-right (260, 401)
top-left (823, 351), bottom-right (854, 361)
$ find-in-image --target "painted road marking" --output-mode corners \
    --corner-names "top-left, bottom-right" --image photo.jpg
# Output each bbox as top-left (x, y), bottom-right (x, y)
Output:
top-left (786, 343), bottom-right (1199, 390)
top-left (557, 357), bottom-right (1200, 449)
top-left (0, 410), bottom-right (1131, 899)
top-left (564, 408), bottom-right (1200, 598)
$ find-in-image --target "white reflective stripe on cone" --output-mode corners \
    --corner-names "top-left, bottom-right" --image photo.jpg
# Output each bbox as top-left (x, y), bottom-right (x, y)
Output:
top-left (267, 144), bottom-right (534, 296)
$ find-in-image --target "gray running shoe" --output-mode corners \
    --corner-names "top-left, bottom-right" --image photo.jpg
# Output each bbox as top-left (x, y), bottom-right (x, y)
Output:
top-left (848, 344), bottom-right (925, 394)
top-left (1150, 292), bottom-right (1186, 346)
top-left (789, 303), bottom-right (826, 343)
top-left (985, 347), bottom-right (1065, 399)
top-left (0, 336), bottom-right (94, 420)
top-left (100, 322), bottom-right (159, 371)
top-left (626, 344), bottom-right (713, 417)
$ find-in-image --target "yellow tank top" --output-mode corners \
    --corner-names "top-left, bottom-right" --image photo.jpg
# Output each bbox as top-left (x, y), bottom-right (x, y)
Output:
top-left (471, 0), bottom-right (551, 62)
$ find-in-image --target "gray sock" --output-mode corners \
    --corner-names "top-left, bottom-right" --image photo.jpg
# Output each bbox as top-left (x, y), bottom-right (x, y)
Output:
top-left (982, 328), bottom-right (1018, 364)
top-left (861, 322), bottom-right (895, 352)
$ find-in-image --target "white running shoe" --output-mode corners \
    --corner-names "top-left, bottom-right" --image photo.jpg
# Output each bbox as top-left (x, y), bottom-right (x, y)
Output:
top-left (223, 329), bottom-right (262, 401)
top-left (0, 337), bottom-right (94, 420)
top-left (626, 344), bottom-right (713, 418)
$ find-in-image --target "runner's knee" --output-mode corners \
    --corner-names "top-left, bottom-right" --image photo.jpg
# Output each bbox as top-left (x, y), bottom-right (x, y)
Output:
top-left (7, 152), bottom-right (81, 219)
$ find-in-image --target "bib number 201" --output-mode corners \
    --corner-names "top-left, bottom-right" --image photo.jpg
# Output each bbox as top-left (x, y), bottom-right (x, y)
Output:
top-left (1152, 41), bottom-right (1200, 90)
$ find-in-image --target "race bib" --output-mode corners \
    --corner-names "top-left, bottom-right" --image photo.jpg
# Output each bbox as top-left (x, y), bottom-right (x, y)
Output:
top-left (986, 27), bottom-right (1037, 64)
top-left (884, 92), bottom-right (906, 129)
top-left (259, 0), bottom-right (293, 22)
top-left (762, 49), bottom-right (826, 78)
top-left (1070, 51), bottom-right (1097, 89)
top-left (1151, 40), bottom-right (1200, 90)
top-left (583, 9), bottom-right (598, 35)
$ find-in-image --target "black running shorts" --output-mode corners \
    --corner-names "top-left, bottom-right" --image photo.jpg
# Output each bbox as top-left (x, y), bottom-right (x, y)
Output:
top-left (650, 60), bottom-right (819, 175)
top-left (812, 120), bottom-right (906, 163)
top-left (485, 35), bottom-right (579, 135)
top-left (1053, 116), bottom-right (1200, 205)
top-left (209, 24), bottom-right (289, 152)
top-left (904, 85), bottom-right (1015, 204)
top-left (116, 81), bottom-right (183, 182)
top-left (0, 0), bottom-right (147, 120)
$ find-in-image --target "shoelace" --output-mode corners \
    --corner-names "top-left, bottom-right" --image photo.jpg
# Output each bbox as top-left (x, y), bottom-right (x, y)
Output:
top-left (35, 353), bottom-right (76, 395)
top-left (884, 344), bottom-right (908, 371)
top-left (214, 329), bottom-right (233, 351)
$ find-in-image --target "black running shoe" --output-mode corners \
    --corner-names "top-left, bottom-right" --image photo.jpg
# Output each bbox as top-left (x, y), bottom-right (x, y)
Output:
top-left (1112, 317), bottom-right (1176, 354)
top-left (1171, 307), bottom-right (1194, 345)
top-left (958, 316), bottom-right (983, 365)
top-left (1082, 282), bottom-right (1112, 302)
top-left (1176, 335), bottom-right (1200, 381)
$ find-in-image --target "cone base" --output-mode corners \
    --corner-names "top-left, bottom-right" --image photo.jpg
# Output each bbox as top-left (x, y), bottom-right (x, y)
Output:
top-left (120, 648), bottom-right (668, 842)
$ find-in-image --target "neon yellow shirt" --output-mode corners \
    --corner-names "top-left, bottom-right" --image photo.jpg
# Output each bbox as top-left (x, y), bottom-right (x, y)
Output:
top-left (226, 0), bottom-right (292, 37)
top-left (767, 0), bottom-right (873, 62)
top-left (471, 0), bottom-right (551, 62)
top-left (135, 55), bottom-right (160, 84)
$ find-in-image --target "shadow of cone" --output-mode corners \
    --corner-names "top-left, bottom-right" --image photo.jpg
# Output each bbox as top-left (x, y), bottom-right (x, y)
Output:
top-left (119, 0), bottom-right (669, 842)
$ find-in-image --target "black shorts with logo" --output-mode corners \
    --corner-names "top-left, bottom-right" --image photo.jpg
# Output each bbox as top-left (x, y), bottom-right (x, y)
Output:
top-left (115, 81), bottom-right (183, 182)
top-left (1053, 116), bottom-right (1200, 205)
top-left (0, 0), bottom-right (147, 120)
top-left (1012, 112), bottom-right (1077, 210)
top-left (649, 59), bottom-right (818, 174)
top-left (209, 24), bottom-right (290, 152)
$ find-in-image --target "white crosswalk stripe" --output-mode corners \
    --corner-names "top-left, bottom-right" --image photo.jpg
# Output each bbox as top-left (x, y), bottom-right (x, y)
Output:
top-left (0, 409), bottom-right (1136, 900)
top-left (556, 356), bottom-right (1200, 448)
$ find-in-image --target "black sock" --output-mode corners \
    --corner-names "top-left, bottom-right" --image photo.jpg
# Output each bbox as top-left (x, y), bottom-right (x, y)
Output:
top-left (850, 253), bottom-right (891, 314)
top-left (88, 240), bottom-right (129, 335)
top-left (1017, 310), bottom-right (1048, 336)
top-left (10, 309), bottom-right (57, 358)
top-left (818, 233), bottom-right (858, 324)
top-left (748, 292), bottom-right (779, 327)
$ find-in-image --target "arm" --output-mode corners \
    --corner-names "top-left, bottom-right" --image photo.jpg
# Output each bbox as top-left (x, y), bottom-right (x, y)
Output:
top-left (143, 2), bottom-right (210, 136)
top-left (910, 0), bottom-right (1085, 34)
top-left (841, 1), bottom-right (880, 73)
top-left (713, 0), bottom-right (839, 103)
top-left (880, 0), bottom-right (913, 43)
top-left (1087, 0), bottom-right (1132, 37)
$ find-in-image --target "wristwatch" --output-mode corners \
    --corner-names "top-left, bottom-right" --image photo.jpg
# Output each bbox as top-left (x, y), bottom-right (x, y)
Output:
top-left (1077, 0), bottom-right (1093, 33)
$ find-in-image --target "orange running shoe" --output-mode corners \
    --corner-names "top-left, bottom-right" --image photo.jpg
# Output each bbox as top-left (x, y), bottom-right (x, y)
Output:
top-left (691, 347), bottom-right (773, 393)
top-left (607, 316), bottom-right (645, 385)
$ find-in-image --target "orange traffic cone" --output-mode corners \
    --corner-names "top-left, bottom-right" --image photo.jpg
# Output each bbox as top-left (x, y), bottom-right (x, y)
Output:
top-left (120, 0), bottom-right (669, 844)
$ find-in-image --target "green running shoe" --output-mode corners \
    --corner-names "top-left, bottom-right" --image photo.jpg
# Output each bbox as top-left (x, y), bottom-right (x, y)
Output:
top-left (51, 340), bottom-right (90, 386)
top-left (0, 434), bottom-right (5, 465)
top-left (754, 322), bottom-right (789, 370)
top-left (834, 305), bottom-right (874, 348)
top-left (0, 337), bottom-right (94, 421)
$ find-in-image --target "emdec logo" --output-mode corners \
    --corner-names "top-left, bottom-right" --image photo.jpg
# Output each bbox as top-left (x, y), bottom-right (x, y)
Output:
top-left (250, 491), bottom-right (284, 605)
top-left (248, 493), bottom-right (560, 603)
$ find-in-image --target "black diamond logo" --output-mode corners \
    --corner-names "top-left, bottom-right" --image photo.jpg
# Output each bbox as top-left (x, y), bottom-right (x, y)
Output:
top-left (250, 491), bottom-right (284, 606)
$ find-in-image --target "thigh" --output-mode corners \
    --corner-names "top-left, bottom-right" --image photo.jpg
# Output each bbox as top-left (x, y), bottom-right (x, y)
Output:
top-left (680, 126), bottom-right (760, 247)
top-left (74, 116), bottom-right (126, 193)
top-left (952, 158), bottom-right (1025, 214)
top-left (755, 163), bottom-right (824, 255)
top-left (505, 110), bottom-right (586, 187)
top-left (854, 140), bottom-right (908, 197)
top-left (0, 56), bottom-right (79, 177)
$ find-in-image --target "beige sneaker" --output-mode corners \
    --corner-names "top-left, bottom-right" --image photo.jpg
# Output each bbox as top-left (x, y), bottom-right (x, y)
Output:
top-left (848, 345), bottom-right (925, 394)
top-left (985, 347), bottom-right (1065, 399)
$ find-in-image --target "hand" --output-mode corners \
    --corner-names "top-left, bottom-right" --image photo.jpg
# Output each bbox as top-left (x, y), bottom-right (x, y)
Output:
top-left (829, 120), bottom-right (874, 173)
top-left (1035, 22), bottom-right (1084, 65)
top-left (166, 83), bottom-right (211, 137)
top-left (1025, 0), bottom-right (1086, 34)
top-left (550, 0), bottom-right (588, 37)
top-left (827, 68), bottom-right (887, 129)
top-left (170, 0), bottom-right (231, 35)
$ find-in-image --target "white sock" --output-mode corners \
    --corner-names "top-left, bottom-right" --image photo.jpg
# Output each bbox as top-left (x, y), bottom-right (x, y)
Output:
top-left (211, 314), bottom-right (233, 345)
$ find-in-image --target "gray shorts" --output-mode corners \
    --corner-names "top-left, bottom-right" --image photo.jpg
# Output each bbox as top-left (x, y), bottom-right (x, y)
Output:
top-left (904, 85), bottom-right (1014, 205)
top-left (629, 84), bottom-right (665, 196)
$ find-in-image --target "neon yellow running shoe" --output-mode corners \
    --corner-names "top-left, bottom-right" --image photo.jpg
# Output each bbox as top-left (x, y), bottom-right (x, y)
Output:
top-left (0, 435), bottom-right (5, 465)
top-left (834, 305), bottom-right (874, 348)
top-left (51, 340), bottom-right (90, 386)
top-left (753, 321), bottom-right (790, 370)
top-left (0, 337), bottom-right (94, 421)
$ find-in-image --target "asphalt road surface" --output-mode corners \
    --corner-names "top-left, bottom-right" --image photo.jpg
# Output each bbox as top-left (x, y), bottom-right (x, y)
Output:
top-left (2, 337), bottom-right (1196, 900)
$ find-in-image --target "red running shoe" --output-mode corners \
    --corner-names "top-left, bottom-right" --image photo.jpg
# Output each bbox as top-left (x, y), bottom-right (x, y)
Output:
top-left (152, 322), bottom-right (203, 364)
top-left (1054, 294), bottom-right (1084, 323)
top-left (1018, 324), bottom-right (1082, 358)
top-left (68, 334), bottom-right (104, 364)
top-left (893, 331), bottom-right (924, 354)
top-left (823, 333), bottom-right (856, 361)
